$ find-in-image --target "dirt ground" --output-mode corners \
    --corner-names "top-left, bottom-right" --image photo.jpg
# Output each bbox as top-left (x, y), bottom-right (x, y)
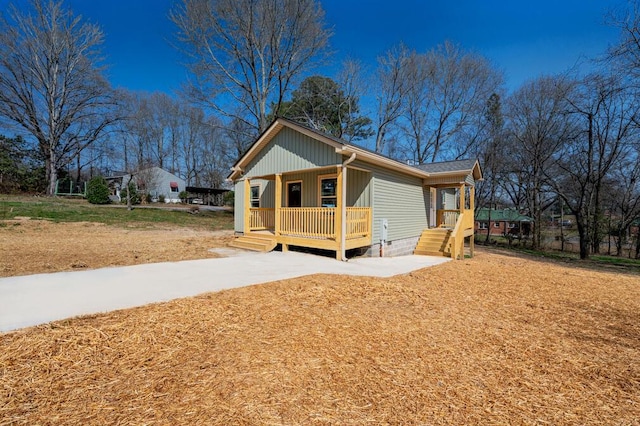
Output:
top-left (0, 218), bottom-right (234, 277)
top-left (1, 221), bottom-right (639, 424)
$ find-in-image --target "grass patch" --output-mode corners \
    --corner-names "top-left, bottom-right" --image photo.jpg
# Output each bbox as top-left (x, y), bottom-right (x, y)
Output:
top-left (590, 255), bottom-right (640, 267)
top-left (0, 196), bottom-right (234, 231)
top-left (487, 243), bottom-right (640, 274)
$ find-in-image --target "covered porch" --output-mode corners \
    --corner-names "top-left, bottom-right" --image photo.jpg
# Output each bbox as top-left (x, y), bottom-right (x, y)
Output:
top-left (239, 164), bottom-right (372, 260)
top-left (418, 181), bottom-right (476, 260)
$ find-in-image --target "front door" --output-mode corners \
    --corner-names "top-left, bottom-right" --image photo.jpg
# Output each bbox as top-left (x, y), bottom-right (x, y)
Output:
top-left (429, 187), bottom-right (437, 227)
top-left (287, 181), bottom-right (302, 207)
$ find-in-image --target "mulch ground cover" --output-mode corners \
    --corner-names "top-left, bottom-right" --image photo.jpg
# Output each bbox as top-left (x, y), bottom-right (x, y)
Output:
top-left (1, 249), bottom-right (638, 424)
top-left (0, 219), bottom-right (233, 277)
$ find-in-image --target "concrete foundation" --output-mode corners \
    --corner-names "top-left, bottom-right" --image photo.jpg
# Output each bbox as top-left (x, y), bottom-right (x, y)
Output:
top-left (357, 235), bottom-right (420, 258)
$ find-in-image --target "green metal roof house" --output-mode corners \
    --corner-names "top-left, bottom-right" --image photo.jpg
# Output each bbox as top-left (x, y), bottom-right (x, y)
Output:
top-left (475, 208), bottom-right (533, 236)
top-left (227, 118), bottom-right (482, 260)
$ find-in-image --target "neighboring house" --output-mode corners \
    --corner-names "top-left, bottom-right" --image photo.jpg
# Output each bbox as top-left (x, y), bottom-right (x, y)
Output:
top-left (116, 167), bottom-right (186, 203)
top-left (227, 118), bottom-right (482, 260)
top-left (475, 208), bottom-right (533, 238)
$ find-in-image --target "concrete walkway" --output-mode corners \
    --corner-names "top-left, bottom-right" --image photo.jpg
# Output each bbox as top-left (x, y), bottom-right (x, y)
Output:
top-left (0, 250), bottom-right (449, 332)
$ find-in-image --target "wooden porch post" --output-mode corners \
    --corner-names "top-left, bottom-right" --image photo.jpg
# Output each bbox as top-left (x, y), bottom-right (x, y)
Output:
top-left (243, 178), bottom-right (251, 235)
top-left (459, 183), bottom-right (466, 213)
top-left (470, 185), bottom-right (476, 257)
top-left (335, 165), bottom-right (343, 260)
top-left (275, 173), bottom-right (286, 252)
top-left (275, 174), bottom-right (282, 236)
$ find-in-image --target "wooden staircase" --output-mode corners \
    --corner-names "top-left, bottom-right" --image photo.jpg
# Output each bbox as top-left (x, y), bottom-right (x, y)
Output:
top-left (229, 234), bottom-right (277, 252)
top-left (414, 228), bottom-right (452, 257)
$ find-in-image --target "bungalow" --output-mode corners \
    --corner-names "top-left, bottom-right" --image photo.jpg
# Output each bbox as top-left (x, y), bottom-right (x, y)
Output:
top-left (227, 118), bottom-right (482, 260)
top-left (116, 167), bottom-right (186, 203)
top-left (475, 208), bottom-right (533, 238)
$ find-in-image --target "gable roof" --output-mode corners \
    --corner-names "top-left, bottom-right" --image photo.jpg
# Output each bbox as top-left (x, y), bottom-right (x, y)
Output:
top-left (228, 117), bottom-right (482, 182)
top-left (415, 158), bottom-right (478, 175)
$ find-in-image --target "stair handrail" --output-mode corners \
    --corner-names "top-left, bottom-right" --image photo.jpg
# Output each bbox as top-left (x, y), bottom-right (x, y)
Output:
top-left (449, 212), bottom-right (464, 260)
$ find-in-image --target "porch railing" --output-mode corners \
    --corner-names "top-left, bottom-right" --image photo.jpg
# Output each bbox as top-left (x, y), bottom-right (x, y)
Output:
top-left (280, 207), bottom-right (335, 238)
top-left (249, 207), bottom-right (371, 241)
top-left (437, 210), bottom-right (460, 228)
top-left (249, 208), bottom-right (275, 230)
top-left (346, 207), bottom-right (371, 240)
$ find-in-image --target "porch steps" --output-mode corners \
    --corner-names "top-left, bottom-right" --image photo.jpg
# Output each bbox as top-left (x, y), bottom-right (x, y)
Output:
top-left (414, 228), bottom-right (452, 257)
top-left (229, 235), bottom-right (277, 252)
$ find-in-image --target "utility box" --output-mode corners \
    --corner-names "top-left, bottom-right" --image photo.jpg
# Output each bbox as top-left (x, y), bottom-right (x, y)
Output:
top-left (380, 218), bottom-right (388, 242)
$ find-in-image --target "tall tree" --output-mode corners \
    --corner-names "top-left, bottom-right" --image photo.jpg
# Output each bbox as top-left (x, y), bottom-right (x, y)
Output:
top-left (279, 75), bottom-right (373, 141)
top-left (171, 0), bottom-right (331, 136)
top-left (506, 75), bottom-right (574, 250)
top-left (335, 59), bottom-right (374, 142)
top-left (0, 0), bottom-right (118, 195)
top-left (607, 1), bottom-right (640, 83)
top-left (606, 152), bottom-right (640, 256)
top-left (373, 44), bottom-right (412, 154)
top-left (475, 93), bottom-right (506, 243)
top-left (397, 42), bottom-right (503, 164)
top-left (549, 73), bottom-right (639, 258)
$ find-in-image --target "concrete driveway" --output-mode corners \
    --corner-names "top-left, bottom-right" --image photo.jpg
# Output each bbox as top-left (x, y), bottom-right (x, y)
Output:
top-left (0, 250), bottom-right (449, 333)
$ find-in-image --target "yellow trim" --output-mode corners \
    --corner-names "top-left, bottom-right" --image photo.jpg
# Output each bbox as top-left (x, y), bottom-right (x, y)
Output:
top-left (317, 173), bottom-right (338, 207)
top-left (250, 183), bottom-right (261, 208)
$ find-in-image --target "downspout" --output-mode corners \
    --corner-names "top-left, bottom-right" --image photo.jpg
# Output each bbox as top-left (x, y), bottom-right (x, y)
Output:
top-left (340, 152), bottom-right (357, 261)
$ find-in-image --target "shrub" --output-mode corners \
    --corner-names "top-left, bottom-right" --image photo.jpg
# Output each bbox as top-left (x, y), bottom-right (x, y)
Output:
top-left (223, 190), bottom-right (234, 206)
top-left (120, 181), bottom-right (141, 205)
top-left (86, 176), bottom-right (111, 204)
top-left (158, 194), bottom-right (166, 203)
top-left (178, 190), bottom-right (188, 203)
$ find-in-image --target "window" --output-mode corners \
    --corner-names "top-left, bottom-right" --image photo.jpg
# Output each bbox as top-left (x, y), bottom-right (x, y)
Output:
top-left (493, 222), bottom-right (500, 228)
top-left (319, 175), bottom-right (337, 207)
top-left (250, 185), bottom-right (260, 208)
top-left (508, 222), bottom-right (516, 229)
top-left (170, 181), bottom-right (179, 193)
top-left (478, 222), bottom-right (488, 230)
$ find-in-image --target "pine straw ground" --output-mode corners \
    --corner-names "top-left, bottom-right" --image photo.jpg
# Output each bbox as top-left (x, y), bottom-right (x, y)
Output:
top-left (1, 249), bottom-right (639, 425)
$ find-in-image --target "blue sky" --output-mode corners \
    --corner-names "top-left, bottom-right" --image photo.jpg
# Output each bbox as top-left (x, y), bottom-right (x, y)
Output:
top-left (1, 0), bottom-right (624, 96)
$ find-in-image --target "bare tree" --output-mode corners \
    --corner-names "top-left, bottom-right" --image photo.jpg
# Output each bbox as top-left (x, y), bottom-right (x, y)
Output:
top-left (549, 73), bottom-right (639, 258)
top-left (0, 0), bottom-right (118, 195)
top-left (606, 153), bottom-right (640, 256)
top-left (607, 1), bottom-right (640, 83)
top-left (474, 93), bottom-right (507, 243)
top-left (373, 44), bottom-right (412, 154)
top-left (335, 59), bottom-right (373, 142)
top-left (171, 0), bottom-right (331, 135)
top-left (506, 75), bottom-right (575, 250)
top-left (398, 42), bottom-right (503, 163)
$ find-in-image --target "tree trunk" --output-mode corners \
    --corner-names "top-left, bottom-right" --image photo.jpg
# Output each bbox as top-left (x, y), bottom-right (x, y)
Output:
top-left (46, 149), bottom-right (57, 196)
top-left (576, 213), bottom-right (589, 260)
top-left (484, 197), bottom-right (493, 244)
top-left (531, 180), bottom-right (542, 250)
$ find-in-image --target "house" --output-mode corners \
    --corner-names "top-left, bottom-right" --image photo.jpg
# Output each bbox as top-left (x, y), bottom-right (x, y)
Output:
top-left (475, 208), bottom-right (533, 238)
top-left (117, 167), bottom-right (186, 203)
top-left (227, 118), bottom-right (482, 260)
